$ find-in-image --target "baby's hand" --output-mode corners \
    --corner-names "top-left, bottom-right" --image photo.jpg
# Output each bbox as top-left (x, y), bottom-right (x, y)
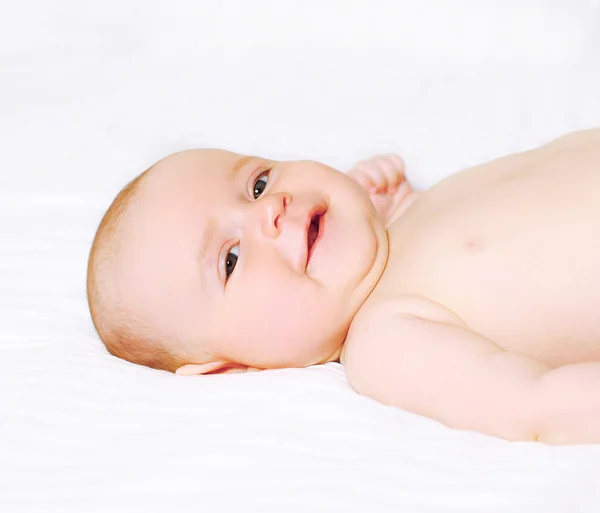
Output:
top-left (348, 154), bottom-right (413, 227)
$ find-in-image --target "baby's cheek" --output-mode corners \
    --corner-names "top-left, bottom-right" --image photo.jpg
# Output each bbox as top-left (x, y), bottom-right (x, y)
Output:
top-left (245, 279), bottom-right (310, 328)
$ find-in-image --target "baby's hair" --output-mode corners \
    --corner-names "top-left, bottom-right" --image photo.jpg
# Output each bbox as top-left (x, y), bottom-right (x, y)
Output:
top-left (87, 166), bottom-right (185, 373)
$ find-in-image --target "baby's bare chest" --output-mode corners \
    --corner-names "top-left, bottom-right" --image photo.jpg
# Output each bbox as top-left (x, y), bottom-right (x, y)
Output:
top-left (373, 138), bottom-right (600, 366)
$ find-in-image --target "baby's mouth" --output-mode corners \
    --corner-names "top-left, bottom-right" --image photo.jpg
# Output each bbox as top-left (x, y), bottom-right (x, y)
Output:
top-left (306, 208), bottom-right (326, 267)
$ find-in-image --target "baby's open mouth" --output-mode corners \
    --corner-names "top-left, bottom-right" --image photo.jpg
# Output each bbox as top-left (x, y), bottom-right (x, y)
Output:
top-left (307, 209), bottom-right (325, 266)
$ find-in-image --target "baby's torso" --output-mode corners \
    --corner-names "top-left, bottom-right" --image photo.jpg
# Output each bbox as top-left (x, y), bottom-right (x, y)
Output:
top-left (367, 129), bottom-right (600, 367)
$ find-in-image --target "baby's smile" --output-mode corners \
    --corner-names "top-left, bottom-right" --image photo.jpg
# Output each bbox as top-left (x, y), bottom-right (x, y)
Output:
top-left (306, 209), bottom-right (322, 264)
top-left (305, 206), bottom-right (326, 271)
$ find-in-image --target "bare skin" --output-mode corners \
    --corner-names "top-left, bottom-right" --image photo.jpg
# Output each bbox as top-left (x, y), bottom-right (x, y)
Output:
top-left (104, 128), bottom-right (600, 444)
top-left (342, 128), bottom-right (600, 444)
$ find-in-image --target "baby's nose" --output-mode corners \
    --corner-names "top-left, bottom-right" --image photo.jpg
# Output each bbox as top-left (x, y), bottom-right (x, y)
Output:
top-left (256, 192), bottom-right (291, 237)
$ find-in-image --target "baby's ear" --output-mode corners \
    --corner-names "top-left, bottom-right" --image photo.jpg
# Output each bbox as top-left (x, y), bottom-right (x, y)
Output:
top-left (175, 360), bottom-right (261, 376)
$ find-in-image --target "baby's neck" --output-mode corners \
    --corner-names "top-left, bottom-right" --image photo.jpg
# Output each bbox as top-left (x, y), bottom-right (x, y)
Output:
top-left (387, 191), bottom-right (420, 227)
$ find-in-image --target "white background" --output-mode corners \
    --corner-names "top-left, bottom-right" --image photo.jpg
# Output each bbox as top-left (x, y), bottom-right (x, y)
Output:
top-left (1, 1), bottom-right (600, 512)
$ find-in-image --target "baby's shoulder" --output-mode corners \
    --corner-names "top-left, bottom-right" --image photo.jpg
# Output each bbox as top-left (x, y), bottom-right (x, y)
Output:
top-left (341, 294), bottom-right (466, 364)
top-left (351, 294), bottom-right (465, 330)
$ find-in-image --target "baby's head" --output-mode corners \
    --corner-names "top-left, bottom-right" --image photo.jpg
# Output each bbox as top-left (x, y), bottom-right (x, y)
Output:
top-left (87, 149), bottom-right (388, 374)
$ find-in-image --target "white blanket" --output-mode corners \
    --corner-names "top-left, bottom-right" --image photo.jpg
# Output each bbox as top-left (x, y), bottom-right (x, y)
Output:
top-left (2, 1), bottom-right (600, 512)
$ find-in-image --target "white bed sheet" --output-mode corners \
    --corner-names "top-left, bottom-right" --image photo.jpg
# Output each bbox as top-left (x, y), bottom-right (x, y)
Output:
top-left (2, 1), bottom-right (600, 512)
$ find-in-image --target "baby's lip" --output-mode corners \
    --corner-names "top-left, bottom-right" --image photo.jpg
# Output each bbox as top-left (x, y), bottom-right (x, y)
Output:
top-left (304, 205), bottom-right (327, 271)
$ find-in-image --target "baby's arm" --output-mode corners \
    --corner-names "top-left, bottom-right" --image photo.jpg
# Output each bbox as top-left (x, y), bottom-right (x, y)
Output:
top-left (344, 298), bottom-right (600, 444)
top-left (348, 155), bottom-right (416, 227)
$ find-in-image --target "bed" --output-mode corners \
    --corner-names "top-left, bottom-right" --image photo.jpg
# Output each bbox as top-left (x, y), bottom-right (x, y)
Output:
top-left (2, 1), bottom-right (600, 511)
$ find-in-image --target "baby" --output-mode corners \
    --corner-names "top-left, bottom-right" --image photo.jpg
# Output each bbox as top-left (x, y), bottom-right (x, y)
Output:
top-left (88, 128), bottom-right (600, 445)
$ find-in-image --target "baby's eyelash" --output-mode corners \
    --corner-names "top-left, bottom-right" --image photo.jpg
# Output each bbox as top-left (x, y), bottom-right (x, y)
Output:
top-left (251, 167), bottom-right (272, 200)
top-left (224, 242), bottom-right (239, 284)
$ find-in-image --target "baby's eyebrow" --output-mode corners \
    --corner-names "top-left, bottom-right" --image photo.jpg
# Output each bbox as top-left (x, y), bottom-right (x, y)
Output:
top-left (198, 217), bottom-right (217, 286)
top-left (228, 155), bottom-right (255, 181)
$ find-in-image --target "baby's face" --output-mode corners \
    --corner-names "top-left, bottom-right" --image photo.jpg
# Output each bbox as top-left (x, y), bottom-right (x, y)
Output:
top-left (116, 149), bottom-right (388, 372)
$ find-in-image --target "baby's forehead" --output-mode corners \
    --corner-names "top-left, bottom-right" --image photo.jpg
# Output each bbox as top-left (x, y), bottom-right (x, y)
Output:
top-left (139, 148), bottom-right (263, 207)
top-left (123, 148), bottom-right (253, 234)
top-left (152, 148), bottom-right (246, 179)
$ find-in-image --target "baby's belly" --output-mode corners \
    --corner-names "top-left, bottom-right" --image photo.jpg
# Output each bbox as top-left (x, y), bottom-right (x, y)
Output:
top-left (378, 137), bottom-right (600, 367)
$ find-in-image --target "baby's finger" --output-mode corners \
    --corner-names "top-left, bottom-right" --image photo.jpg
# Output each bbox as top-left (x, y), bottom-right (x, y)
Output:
top-left (358, 162), bottom-right (387, 192)
top-left (378, 155), bottom-right (404, 189)
top-left (348, 167), bottom-right (377, 192)
top-left (387, 154), bottom-right (405, 174)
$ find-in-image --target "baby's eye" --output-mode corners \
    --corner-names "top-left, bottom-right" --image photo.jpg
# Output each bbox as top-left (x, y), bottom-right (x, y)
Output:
top-left (253, 170), bottom-right (270, 199)
top-left (225, 244), bottom-right (239, 280)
